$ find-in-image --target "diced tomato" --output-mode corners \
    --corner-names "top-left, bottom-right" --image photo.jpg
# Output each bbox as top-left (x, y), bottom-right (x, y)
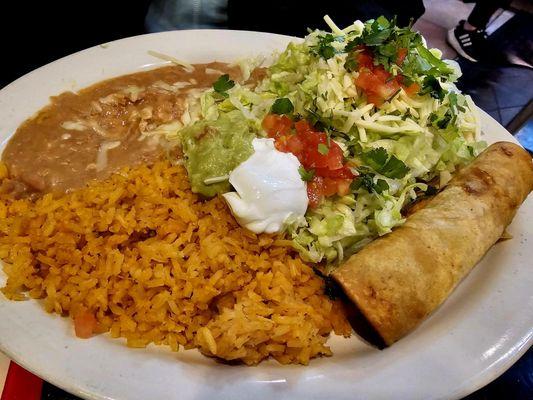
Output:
top-left (355, 69), bottom-right (381, 92)
top-left (262, 113), bottom-right (279, 134)
top-left (373, 66), bottom-right (390, 82)
top-left (365, 92), bottom-right (384, 107)
top-left (262, 114), bottom-right (292, 138)
top-left (280, 119), bottom-right (345, 170)
top-left (285, 134), bottom-right (305, 156)
top-left (315, 165), bottom-right (355, 179)
top-left (349, 45), bottom-right (423, 105)
top-left (355, 65), bottom-right (401, 106)
top-left (302, 135), bottom-right (343, 170)
top-left (74, 310), bottom-right (97, 339)
top-left (307, 176), bottom-right (354, 208)
top-left (403, 82), bottom-right (420, 97)
top-left (376, 81), bottom-right (400, 101)
top-left (352, 47), bottom-right (423, 107)
top-left (396, 48), bottom-right (408, 65)
top-left (336, 179), bottom-right (352, 196)
top-left (307, 177), bottom-right (325, 209)
top-left (275, 134), bottom-right (306, 161)
top-left (262, 114), bottom-right (356, 208)
top-left (300, 135), bottom-right (326, 168)
top-left (322, 178), bottom-right (339, 197)
top-left (326, 147), bottom-right (345, 170)
top-left (294, 119), bottom-right (316, 135)
top-left (356, 48), bottom-right (374, 69)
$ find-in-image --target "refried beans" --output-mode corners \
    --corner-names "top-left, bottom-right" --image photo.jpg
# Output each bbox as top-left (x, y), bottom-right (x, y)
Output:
top-left (2, 62), bottom-right (264, 195)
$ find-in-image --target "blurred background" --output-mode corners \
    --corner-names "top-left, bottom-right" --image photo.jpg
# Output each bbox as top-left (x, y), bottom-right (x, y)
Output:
top-left (0, 0), bottom-right (532, 398)
top-left (1, 0), bottom-right (532, 153)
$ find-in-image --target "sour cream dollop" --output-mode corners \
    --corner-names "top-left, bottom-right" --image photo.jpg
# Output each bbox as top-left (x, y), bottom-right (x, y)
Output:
top-left (223, 138), bottom-right (308, 234)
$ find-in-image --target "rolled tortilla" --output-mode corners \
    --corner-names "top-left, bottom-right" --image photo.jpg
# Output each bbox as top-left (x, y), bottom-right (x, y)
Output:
top-left (333, 142), bottom-right (533, 345)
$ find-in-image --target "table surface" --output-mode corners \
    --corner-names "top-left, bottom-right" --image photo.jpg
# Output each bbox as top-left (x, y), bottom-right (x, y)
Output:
top-left (0, 355), bottom-right (9, 391)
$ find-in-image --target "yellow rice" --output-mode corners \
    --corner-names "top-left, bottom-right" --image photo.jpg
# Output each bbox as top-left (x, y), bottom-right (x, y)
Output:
top-left (0, 161), bottom-right (350, 365)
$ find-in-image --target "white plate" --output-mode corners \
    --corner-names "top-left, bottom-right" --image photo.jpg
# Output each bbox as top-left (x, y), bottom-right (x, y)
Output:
top-left (0, 30), bottom-right (531, 400)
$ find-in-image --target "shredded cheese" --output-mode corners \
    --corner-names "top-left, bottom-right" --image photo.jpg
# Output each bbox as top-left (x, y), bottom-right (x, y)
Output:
top-left (203, 175), bottom-right (229, 185)
top-left (354, 119), bottom-right (424, 134)
top-left (147, 50), bottom-right (195, 73)
top-left (205, 68), bottom-right (225, 75)
top-left (464, 94), bottom-right (481, 140)
top-left (95, 141), bottom-right (121, 172)
top-left (323, 15), bottom-right (344, 36)
top-left (150, 80), bottom-right (191, 93)
top-left (61, 120), bottom-right (87, 131)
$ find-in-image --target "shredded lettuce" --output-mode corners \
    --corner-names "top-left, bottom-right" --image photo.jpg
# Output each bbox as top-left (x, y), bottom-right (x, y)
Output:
top-left (166, 15), bottom-right (485, 265)
top-left (277, 16), bottom-right (484, 264)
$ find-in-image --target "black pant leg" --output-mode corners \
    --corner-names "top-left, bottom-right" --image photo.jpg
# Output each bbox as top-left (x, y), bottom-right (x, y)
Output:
top-left (467, 0), bottom-right (511, 29)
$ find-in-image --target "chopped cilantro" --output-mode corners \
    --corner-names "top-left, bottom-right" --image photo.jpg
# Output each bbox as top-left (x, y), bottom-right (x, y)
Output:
top-left (374, 179), bottom-right (390, 194)
top-left (351, 16), bottom-right (393, 47)
top-left (415, 45), bottom-right (453, 76)
top-left (344, 15), bottom-right (454, 93)
top-left (351, 177), bottom-right (363, 191)
top-left (212, 74), bottom-right (235, 97)
top-left (401, 109), bottom-right (413, 121)
top-left (360, 147), bottom-right (409, 179)
top-left (447, 92), bottom-right (465, 126)
top-left (271, 98), bottom-right (294, 115)
top-left (379, 156), bottom-right (409, 178)
top-left (428, 93), bottom-right (467, 130)
top-left (351, 173), bottom-right (373, 192)
top-left (361, 147), bottom-right (388, 171)
top-left (401, 53), bottom-right (432, 77)
top-left (429, 109), bottom-right (453, 129)
top-left (306, 108), bottom-right (336, 133)
top-left (363, 27), bottom-right (392, 47)
top-left (317, 143), bottom-right (330, 155)
top-left (344, 40), bottom-right (359, 53)
top-left (311, 34), bottom-right (338, 60)
top-left (345, 16), bottom-right (420, 72)
top-left (351, 172), bottom-right (389, 194)
top-left (449, 93), bottom-right (466, 113)
top-left (344, 56), bottom-right (359, 72)
top-left (298, 166), bottom-right (315, 182)
top-left (420, 76), bottom-right (446, 101)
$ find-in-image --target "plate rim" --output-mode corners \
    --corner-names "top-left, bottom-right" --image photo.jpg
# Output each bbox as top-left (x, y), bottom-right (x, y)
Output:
top-left (0, 28), bottom-right (531, 400)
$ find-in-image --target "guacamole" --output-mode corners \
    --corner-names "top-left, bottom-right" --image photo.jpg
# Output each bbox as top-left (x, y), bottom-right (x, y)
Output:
top-left (181, 110), bottom-right (255, 197)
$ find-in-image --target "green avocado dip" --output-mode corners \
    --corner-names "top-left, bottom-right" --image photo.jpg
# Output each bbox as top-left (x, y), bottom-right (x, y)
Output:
top-left (181, 110), bottom-right (256, 197)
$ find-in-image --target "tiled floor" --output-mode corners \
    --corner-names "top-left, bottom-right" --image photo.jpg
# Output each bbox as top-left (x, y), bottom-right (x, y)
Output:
top-left (457, 61), bottom-right (533, 126)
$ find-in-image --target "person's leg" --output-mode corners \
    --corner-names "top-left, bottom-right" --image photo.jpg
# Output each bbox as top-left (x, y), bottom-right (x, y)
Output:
top-left (447, 0), bottom-right (510, 62)
top-left (466, 0), bottom-right (511, 30)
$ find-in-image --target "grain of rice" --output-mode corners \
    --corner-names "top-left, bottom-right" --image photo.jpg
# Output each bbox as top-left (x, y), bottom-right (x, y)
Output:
top-left (0, 161), bottom-right (351, 365)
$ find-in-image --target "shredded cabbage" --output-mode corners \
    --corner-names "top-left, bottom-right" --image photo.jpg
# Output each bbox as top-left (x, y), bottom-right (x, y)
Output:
top-left (270, 16), bottom-right (484, 263)
top-left (160, 16), bottom-right (485, 265)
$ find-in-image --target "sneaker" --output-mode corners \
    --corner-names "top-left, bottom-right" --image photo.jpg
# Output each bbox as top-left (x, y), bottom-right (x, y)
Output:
top-left (447, 20), bottom-right (488, 62)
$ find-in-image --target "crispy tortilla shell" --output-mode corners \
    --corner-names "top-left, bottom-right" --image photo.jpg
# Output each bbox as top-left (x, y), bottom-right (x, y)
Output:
top-left (333, 142), bottom-right (533, 345)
